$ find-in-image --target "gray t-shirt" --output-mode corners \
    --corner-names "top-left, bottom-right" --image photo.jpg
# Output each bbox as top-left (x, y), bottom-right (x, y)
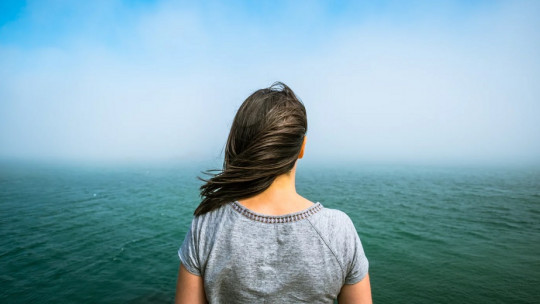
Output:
top-left (178, 200), bottom-right (369, 303)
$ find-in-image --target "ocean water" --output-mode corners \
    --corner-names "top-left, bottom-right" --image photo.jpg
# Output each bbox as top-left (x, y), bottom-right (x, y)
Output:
top-left (1, 160), bottom-right (539, 303)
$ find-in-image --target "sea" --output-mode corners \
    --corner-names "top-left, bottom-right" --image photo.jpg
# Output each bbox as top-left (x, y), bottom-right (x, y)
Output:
top-left (1, 160), bottom-right (539, 303)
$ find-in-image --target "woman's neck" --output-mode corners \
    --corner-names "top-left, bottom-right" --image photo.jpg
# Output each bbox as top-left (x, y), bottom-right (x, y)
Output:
top-left (237, 163), bottom-right (314, 215)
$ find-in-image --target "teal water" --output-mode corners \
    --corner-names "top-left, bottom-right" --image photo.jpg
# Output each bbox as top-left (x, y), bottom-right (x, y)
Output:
top-left (1, 161), bottom-right (539, 303)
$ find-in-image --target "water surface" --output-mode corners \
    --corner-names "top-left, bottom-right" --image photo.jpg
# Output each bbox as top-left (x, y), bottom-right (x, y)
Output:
top-left (1, 161), bottom-right (538, 303)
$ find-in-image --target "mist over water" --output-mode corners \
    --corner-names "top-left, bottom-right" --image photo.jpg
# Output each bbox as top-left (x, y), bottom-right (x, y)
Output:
top-left (1, 0), bottom-right (539, 165)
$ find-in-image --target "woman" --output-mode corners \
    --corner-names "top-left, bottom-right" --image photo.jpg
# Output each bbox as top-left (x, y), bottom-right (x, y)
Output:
top-left (175, 82), bottom-right (372, 303)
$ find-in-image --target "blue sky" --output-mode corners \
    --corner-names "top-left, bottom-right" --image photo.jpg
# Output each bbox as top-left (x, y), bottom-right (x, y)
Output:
top-left (1, 0), bottom-right (539, 165)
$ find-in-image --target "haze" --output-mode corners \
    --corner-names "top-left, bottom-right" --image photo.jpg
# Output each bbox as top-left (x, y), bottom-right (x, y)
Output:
top-left (1, 0), bottom-right (539, 166)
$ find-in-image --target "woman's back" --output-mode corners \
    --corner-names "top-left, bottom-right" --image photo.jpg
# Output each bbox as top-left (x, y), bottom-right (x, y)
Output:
top-left (179, 200), bottom-right (369, 303)
top-left (175, 82), bottom-right (371, 303)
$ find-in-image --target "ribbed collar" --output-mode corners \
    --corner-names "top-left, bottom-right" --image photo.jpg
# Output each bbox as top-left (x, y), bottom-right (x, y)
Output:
top-left (230, 200), bottom-right (323, 224)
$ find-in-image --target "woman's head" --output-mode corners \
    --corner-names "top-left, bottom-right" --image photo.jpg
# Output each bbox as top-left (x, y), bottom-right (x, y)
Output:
top-left (194, 81), bottom-right (307, 216)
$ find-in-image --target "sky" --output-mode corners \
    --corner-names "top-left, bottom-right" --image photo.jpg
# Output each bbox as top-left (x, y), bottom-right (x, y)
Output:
top-left (1, 0), bottom-right (539, 166)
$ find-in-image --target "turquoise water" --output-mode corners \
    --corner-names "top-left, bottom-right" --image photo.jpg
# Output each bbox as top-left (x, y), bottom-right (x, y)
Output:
top-left (1, 160), bottom-right (539, 303)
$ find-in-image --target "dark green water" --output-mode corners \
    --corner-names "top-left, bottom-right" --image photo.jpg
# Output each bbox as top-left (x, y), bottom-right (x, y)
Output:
top-left (1, 161), bottom-right (539, 303)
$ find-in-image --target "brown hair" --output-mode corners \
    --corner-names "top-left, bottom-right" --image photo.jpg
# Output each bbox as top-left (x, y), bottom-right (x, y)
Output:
top-left (194, 81), bottom-right (308, 216)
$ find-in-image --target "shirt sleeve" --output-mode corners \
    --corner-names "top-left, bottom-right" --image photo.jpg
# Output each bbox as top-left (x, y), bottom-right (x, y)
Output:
top-left (178, 216), bottom-right (202, 276)
top-left (344, 216), bottom-right (369, 284)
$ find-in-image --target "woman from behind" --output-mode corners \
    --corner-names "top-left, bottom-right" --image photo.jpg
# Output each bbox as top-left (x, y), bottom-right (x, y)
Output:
top-left (175, 82), bottom-right (372, 303)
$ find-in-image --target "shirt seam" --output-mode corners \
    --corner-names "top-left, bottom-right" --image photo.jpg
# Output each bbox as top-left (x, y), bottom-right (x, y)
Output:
top-left (306, 216), bottom-right (346, 281)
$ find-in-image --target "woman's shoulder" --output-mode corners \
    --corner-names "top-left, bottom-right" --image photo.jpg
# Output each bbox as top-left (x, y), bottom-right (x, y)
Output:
top-left (309, 204), bottom-right (367, 279)
top-left (312, 205), bottom-right (356, 227)
top-left (189, 202), bottom-right (233, 230)
top-left (309, 205), bottom-right (361, 245)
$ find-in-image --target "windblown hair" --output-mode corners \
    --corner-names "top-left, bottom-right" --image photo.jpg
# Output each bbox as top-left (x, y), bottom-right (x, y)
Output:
top-left (194, 82), bottom-right (308, 216)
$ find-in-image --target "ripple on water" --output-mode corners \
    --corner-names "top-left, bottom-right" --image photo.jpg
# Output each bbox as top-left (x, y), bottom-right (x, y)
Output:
top-left (1, 162), bottom-right (539, 303)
